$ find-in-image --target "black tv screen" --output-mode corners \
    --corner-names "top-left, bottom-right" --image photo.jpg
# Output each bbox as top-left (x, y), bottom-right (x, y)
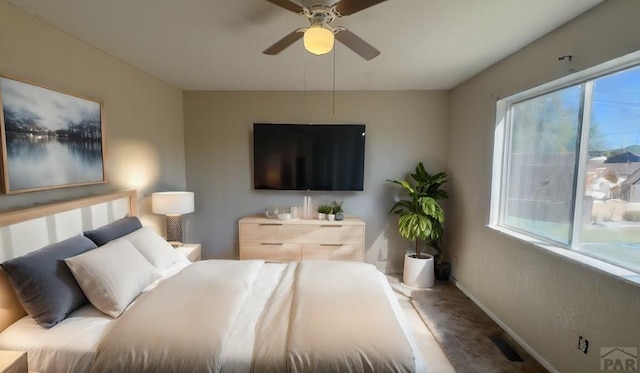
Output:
top-left (253, 123), bottom-right (366, 191)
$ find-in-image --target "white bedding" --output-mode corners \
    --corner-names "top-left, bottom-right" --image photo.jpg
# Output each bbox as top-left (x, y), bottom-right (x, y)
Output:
top-left (0, 304), bottom-right (110, 373)
top-left (0, 260), bottom-right (426, 373)
top-left (286, 261), bottom-right (415, 372)
top-left (0, 260), bottom-right (190, 373)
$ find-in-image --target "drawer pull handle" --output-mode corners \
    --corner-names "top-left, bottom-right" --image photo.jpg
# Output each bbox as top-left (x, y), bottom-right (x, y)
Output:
top-left (261, 243), bottom-right (284, 246)
top-left (320, 244), bottom-right (343, 247)
top-left (259, 223), bottom-right (284, 226)
top-left (320, 225), bottom-right (342, 228)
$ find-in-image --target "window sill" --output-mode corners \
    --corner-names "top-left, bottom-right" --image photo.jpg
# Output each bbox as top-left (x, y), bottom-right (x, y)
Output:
top-left (487, 225), bottom-right (640, 287)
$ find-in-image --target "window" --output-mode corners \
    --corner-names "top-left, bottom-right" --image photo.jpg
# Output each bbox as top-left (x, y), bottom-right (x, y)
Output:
top-left (492, 55), bottom-right (640, 274)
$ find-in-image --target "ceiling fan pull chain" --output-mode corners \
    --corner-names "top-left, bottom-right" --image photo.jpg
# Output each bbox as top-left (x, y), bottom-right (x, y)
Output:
top-left (333, 46), bottom-right (336, 115)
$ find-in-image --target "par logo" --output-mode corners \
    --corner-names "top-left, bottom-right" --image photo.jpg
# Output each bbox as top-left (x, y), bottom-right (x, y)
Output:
top-left (600, 347), bottom-right (637, 371)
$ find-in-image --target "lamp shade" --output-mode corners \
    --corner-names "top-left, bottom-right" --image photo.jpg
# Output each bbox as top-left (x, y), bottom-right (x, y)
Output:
top-left (304, 26), bottom-right (334, 55)
top-left (152, 191), bottom-right (194, 216)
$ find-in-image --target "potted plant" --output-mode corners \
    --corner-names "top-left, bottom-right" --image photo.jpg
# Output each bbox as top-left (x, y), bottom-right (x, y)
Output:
top-left (327, 208), bottom-right (336, 221)
top-left (325, 204), bottom-right (336, 221)
top-left (332, 201), bottom-right (344, 221)
top-left (317, 204), bottom-right (332, 220)
top-left (388, 162), bottom-right (449, 288)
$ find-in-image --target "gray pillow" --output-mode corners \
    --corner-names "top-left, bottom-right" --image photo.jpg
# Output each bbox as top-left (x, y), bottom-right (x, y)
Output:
top-left (0, 235), bottom-right (98, 328)
top-left (83, 216), bottom-right (142, 246)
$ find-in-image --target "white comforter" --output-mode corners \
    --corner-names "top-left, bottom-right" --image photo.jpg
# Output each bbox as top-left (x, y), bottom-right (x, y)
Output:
top-left (1, 260), bottom-right (420, 373)
top-left (252, 261), bottom-right (415, 373)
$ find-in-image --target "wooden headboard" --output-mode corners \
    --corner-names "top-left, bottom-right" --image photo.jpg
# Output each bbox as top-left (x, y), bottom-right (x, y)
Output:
top-left (0, 190), bottom-right (137, 332)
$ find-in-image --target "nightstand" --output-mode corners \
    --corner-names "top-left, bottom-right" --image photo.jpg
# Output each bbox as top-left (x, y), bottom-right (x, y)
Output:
top-left (176, 243), bottom-right (201, 262)
top-left (0, 351), bottom-right (28, 373)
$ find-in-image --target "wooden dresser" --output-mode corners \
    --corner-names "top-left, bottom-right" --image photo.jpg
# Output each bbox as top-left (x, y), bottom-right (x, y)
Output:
top-left (239, 215), bottom-right (365, 262)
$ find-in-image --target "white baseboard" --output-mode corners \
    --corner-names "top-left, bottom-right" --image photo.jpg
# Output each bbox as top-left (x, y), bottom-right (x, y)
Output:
top-left (454, 280), bottom-right (559, 373)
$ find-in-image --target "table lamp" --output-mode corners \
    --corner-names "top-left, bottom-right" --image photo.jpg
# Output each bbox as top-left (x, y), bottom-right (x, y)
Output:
top-left (152, 191), bottom-right (194, 246)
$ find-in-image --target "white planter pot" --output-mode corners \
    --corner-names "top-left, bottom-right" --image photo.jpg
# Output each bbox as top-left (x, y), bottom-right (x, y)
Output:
top-left (403, 253), bottom-right (435, 288)
top-left (327, 214), bottom-right (335, 221)
top-left (317, 213), bottom-right (326, 220)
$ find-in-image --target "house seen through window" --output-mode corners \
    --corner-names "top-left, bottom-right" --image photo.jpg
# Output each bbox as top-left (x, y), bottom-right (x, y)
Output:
top-left (492, 59), bottom-right (640, 273)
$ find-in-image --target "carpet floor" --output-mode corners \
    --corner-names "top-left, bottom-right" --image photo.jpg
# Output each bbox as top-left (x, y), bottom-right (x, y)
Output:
top-left (411, 282), bottom-right (548, 373)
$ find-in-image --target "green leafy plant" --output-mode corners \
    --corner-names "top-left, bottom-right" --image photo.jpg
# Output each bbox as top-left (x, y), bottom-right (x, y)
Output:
top-left (317, 204), bottom-right (333, 214)
top-left (387, 162), bottom-right (448, 260)
top-left (331, 201), bottom-right (344, 214)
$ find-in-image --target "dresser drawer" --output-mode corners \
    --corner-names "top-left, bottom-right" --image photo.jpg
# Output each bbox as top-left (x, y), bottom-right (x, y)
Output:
top-left (239, 242), bottom-right (302, 262)
top-left (302, 243), bottom-right (363, 262)
top-left (240, 223), bottom-right (363, 244)
top-left (240, 223), bottom-right (302, 243)
top-left (297, 224), bottom-right (364, 244)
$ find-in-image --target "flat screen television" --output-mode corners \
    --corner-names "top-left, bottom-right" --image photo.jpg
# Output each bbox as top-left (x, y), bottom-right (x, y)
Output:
top-left (253, 123), bottom-right (366, 191)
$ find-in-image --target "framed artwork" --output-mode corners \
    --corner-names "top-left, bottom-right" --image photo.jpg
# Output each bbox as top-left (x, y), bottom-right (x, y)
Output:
top-left (0, 76), bottom-right (107, 194)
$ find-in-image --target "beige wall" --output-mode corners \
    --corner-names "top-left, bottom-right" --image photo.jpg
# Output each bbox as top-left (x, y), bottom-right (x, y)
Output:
top-left (0, 1), bottom-right (186, 228)
top-left (447, 1), bottom-right (640, 371)
top-left (183, 91), bottom-right (448, 272)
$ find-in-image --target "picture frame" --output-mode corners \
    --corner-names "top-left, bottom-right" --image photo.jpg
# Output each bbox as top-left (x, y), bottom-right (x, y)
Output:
top-left (0, 75), bottom-right (107, 194)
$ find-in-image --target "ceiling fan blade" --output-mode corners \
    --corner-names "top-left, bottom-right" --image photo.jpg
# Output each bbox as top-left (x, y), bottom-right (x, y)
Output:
top-left (263, 30), bottom-right (304, 55)
top-left (335, 29), bottom-right (380, 60)
top-left (335, 0), bottom-right (387, 16)
top-left (265, 0), bottom-right (304, 14)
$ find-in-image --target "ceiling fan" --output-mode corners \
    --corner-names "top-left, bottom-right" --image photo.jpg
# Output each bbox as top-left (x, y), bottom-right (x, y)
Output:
top-left (263, 0), bottom-right (388, 61)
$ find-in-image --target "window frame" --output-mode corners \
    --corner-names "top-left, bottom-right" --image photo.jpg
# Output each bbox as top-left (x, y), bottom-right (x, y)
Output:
top-left (490, 50), bottom-right (640, 278)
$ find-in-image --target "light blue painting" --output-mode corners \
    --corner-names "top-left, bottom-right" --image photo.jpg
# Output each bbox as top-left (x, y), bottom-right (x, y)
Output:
top-left (0, 77), bottom-right (105, 193)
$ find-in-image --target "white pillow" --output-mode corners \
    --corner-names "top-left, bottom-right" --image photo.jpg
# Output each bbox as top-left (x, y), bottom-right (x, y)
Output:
top-left (122, 227), bottom-right (186, 270)
top-left (65, 239), bottom-right (160, 318)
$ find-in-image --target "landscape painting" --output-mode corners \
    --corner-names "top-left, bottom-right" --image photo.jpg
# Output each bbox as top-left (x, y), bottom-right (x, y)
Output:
top-left (0, 76), bottom-right (106, 194)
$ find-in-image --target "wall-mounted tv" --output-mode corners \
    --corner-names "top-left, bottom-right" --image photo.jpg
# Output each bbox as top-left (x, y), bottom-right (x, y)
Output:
top-left (253, 123), bottom-right (366, 191)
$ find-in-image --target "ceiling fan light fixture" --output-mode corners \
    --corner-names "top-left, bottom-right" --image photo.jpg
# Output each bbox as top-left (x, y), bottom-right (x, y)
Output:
top-left (303, 25), bottom-right (334, 55)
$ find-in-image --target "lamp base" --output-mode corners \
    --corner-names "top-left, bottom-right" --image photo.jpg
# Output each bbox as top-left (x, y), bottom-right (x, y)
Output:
top-left (168, 241), bottom-right (184, 248)
top-left (165, 215), bottom-right (184, 243)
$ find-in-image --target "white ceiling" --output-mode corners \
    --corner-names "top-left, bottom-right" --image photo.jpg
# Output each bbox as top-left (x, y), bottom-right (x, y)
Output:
top-left (6, 0), bottom-right (602, 91)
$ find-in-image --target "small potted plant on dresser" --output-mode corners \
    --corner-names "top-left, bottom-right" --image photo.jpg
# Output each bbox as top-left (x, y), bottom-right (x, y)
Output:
top-left (387, 162), bottom-right (449, 288)
top-left (317, 204), bottom-right (332, 220)
top-left (332, 201), bottom-right (345, 221)
top-left (327, 207), bottom-right (336, 221)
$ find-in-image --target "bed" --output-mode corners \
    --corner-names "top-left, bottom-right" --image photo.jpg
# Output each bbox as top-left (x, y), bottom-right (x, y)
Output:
top-left (0, 191), bottom-right (426, 373)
